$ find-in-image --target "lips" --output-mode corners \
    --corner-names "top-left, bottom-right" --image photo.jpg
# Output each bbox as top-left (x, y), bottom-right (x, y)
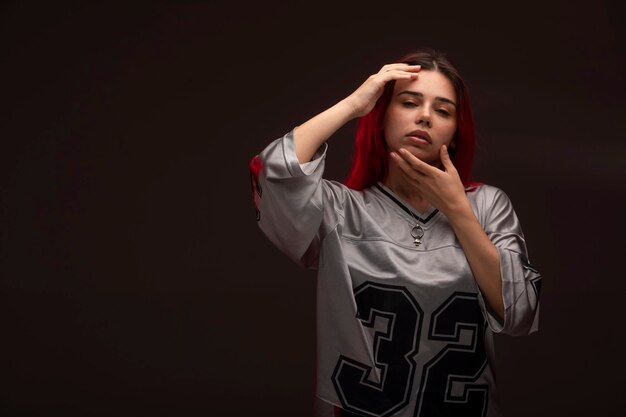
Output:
top-left (406, 129), bottom-right (431, 144)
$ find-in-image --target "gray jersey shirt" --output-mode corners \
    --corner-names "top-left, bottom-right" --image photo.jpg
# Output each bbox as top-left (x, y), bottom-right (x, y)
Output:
top-left (252, 130), bottom-right (541, 417)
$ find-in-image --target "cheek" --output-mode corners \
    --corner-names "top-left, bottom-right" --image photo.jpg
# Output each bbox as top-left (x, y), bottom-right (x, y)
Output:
top-left (384, 107), bottom-right (407, 130)
top-left (382, 110), bottom-right (398, 136)
top-left (443, 119), bottom-right (457, 140)
top-left (383, 122), bottom-right (402, 143)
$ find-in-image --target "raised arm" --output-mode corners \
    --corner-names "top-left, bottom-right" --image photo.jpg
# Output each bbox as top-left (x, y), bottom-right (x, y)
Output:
top-left (293, 63), bottom-right (422, 163)
top-left (251, 63), bottom-right (422, 267)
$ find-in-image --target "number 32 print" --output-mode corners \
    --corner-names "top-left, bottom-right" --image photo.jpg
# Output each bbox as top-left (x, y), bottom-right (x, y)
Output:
top-left (332, 282), bottom-right (488, 417)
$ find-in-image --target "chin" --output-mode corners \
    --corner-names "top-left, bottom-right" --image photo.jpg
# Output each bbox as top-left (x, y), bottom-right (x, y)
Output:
top-left (406, 148), bottom-right (437, 164)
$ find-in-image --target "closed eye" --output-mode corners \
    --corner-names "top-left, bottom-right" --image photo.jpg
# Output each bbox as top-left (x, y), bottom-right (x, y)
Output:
top-left (402, 102), bottom-right (417, 108)
top-left (436, 109), bottom-right (451, 116)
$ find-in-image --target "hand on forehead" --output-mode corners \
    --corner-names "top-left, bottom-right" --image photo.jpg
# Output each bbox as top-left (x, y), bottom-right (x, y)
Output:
top-left (394, 70), bottom-right (457, 105)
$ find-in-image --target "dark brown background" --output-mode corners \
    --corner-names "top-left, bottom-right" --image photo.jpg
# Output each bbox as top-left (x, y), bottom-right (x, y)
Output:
top-left (2, 1), bottom-right (625, 416)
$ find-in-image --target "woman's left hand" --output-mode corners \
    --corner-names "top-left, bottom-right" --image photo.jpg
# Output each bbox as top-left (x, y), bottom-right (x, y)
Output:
top-left (392, 145), bottom-right (505, 319)
top-left (390, 145), bottom-right (469, 216)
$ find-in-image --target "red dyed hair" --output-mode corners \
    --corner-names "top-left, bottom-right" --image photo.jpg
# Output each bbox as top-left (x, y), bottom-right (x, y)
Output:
top-left (345, 49), bottom-right (477, 190)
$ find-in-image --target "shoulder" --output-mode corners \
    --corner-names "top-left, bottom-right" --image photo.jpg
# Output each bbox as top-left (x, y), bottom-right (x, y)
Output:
top-left (465, 183), bottom-right (516, 226)
top-left (322, 180), bottom-right (367, 203)
top-left (320, 181), bottom-right (391, 221)
top-left (465, 183), bottom-right (510, 205)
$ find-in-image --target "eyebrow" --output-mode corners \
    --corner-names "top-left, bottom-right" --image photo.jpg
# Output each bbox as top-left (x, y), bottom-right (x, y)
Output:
top-left (397, 90), bottom-right (457, 107)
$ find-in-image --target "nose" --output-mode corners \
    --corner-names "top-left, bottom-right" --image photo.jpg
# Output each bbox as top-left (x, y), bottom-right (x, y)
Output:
top-left (416, 105), bottom-right (432, 128)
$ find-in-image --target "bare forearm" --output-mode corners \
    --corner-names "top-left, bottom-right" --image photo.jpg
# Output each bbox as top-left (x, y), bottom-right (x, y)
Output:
top-left (293, 99), bottom-right (357, 163)
top-left (447, 202), bottom-right (504, 319)
top-left (292, 64), bottom-right (421, 163)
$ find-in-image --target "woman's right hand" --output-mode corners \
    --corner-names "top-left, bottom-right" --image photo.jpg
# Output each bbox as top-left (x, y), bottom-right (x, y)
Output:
top-left (344, 63), bottom-right (421, 118)
top-left (292, 63), bottom-right (420, 163)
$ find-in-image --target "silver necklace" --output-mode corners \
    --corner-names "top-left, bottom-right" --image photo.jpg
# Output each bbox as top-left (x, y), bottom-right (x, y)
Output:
top-left (374, 183), bottom-right (436, 248)
top-left (408, 212), bottom-right (425, 247)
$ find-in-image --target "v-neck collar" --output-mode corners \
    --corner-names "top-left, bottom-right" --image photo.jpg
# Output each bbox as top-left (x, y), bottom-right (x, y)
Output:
top-left (374, 182), bottom-right (439, 224)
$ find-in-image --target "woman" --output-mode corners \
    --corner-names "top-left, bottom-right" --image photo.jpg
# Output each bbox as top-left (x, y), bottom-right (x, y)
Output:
top-left (250, 49), bottom-right (541, 417)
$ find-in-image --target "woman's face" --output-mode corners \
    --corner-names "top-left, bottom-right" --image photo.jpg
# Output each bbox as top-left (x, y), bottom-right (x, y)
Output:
top-left (382, 70), bottom-right (458, 167)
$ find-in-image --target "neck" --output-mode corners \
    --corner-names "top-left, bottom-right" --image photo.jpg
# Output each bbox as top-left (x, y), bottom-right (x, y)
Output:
top-left (383, 164), bottom-right (431, 213)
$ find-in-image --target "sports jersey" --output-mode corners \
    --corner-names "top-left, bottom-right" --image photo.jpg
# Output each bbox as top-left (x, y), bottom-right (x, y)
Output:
top-left (250, 129), bottom-right (541, 417)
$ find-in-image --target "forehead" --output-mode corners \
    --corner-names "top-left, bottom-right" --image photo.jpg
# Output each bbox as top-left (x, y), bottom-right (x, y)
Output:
top-left (393, 70), bottom-right (456, 101)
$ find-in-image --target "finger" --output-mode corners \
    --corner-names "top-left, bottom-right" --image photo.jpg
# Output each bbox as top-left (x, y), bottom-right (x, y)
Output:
top-left (440, 145), bottom-right (457, 173)
top-left (440, 145), bottom-right (452, 169)
top-left (397, 148), bottom-right (436, 176)
top-left (390, 151), bottom-right (424, 180)
top-left (380, 63), bottom-right (421, 73)
top-left (378, 66), bottom-right (421, 79)
top-left (377, 69), bottom-right (419, 83)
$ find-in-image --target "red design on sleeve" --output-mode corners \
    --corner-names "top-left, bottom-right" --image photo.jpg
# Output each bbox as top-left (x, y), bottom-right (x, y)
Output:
top-left (249, 155), bottom-right (263, 221)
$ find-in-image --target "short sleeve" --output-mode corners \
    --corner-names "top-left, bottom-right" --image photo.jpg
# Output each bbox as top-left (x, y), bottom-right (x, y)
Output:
top-left (476, 187), bottom-right (542, 336)
top-left (250, 129), bottom-right (346, 268)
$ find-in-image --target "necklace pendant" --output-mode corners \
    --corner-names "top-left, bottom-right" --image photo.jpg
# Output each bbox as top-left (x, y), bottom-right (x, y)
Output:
top-left (410, 224), bottom-right (424, 248)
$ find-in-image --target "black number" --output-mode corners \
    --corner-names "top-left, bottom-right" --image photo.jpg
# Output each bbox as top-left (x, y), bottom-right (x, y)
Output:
top-left (332, 282), bottom-right (423, 417)
top-left (333, 285), bottom-right (488, 417)
top-left (415, 292), bottom-right (488, 417)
